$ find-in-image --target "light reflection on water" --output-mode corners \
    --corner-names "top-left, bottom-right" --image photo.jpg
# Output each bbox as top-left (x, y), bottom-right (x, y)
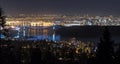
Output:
top-left (1, 26), bottom-right (120, 43)
top-left (12, 26), bottom-right (61, 41)
top-left (0, 26), bottom-right (61, 41)
top-left (27, 35), bottom-right (61, 41)
top-left (28, 26), bottom-right (60, 41)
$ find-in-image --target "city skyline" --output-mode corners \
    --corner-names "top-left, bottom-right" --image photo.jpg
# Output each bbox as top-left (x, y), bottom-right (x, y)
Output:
top-left (0, 0), bottom-right (120, 16)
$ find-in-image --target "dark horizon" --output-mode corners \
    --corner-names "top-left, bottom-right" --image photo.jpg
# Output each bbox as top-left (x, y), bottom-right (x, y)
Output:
top-left (0, 0), bottom-right (120, 16)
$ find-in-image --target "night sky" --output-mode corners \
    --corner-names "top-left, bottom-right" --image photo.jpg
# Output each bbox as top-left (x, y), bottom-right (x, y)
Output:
top-left (0, 0), bottom-right (120, 16)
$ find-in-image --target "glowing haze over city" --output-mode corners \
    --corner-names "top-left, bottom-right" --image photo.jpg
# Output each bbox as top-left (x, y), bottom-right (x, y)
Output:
top-left (0, 0), bottom-right (120, 16)
top-left (1, 0), bottom-right (120, 64)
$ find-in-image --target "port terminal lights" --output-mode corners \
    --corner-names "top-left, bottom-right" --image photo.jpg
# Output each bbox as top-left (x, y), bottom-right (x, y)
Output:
top-left (52, 23), bottom-right (56, 42)
top-left (22, 21), bottom-right (27, 39)
top-left (14, 26), bottom-right (20, 38)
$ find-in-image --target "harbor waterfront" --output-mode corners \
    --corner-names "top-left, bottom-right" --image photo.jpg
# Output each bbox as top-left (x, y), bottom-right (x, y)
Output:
top-left (1, 0), bottom-right (120, 63)
top-left (0, 26), bottom-right (120, 64)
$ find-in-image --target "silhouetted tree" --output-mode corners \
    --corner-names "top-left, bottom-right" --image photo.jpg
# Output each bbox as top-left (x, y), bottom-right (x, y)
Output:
top-left (87, 53), bottom-right (97, 64)
top-left (0, 7), bottom-right (9, 38)
top-left (0, 7), bottom-right (5, 27)
top-left (67, 48), bottom-right (75, 64)
top-left (31, 46), bottom-right (42, 64)
top-left (80, 52), bottom-right (88, 64)
top-left (16, 47), bottom-right (23, 64)
top-left (43, 48), bottom-right (56, 64)
top-left (96, 27), bottom-right (114, 64)
top-left (115, 44), bottom-right (120, 64)
top-left (0, 47), bottom-right (17, 64)
top-left (68, 48), bottom-right (74, 60)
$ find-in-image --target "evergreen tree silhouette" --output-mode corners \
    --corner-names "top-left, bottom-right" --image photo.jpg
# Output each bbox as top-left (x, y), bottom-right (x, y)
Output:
top-left (0, 7), bottom-right (9, 38)
top-left (31, 45), bottom-right (42, 64)
top-left (0, 7), bottom-right (5, 27)
top-left (42, 46), bottom-right (56, 64)
top-left (96, 27), bottom-right (114, 64)
top-left (115, 44), bottom-right (120, 64)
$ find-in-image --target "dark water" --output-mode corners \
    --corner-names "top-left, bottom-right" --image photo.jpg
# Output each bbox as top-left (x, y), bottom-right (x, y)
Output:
top-left (5, 26), bottom-right (120, 43)
top-left (56, 26), bottom-right (120, 43)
